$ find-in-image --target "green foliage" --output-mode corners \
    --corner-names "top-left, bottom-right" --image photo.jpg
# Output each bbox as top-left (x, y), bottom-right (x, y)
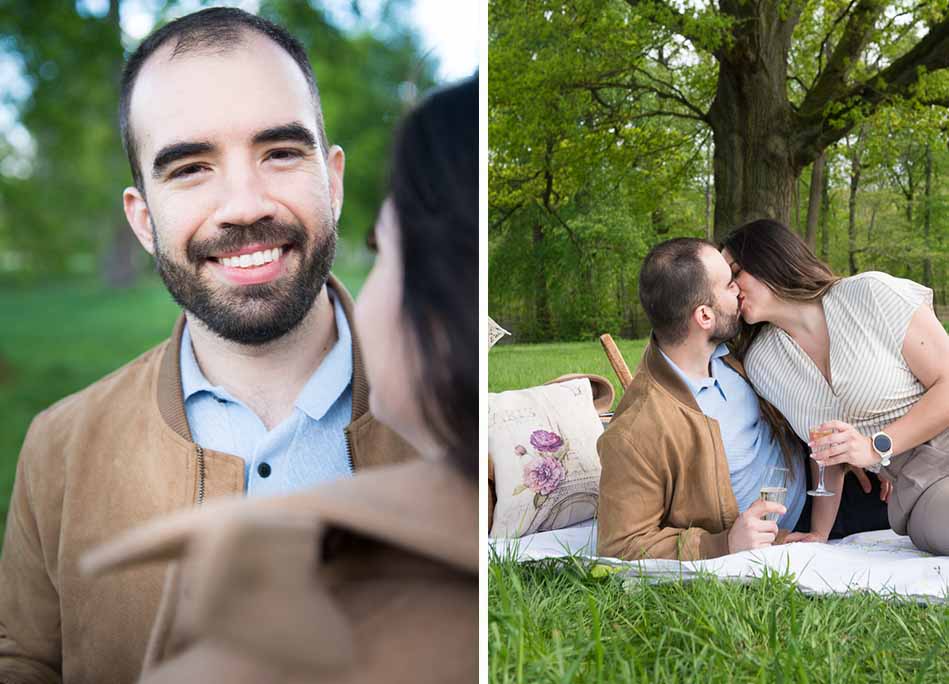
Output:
top-left (489, 0), bottom-right (949, 341)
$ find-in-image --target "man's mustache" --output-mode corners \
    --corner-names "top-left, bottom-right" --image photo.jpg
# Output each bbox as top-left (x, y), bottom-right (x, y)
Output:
top-left (186, 221), bottom-right (308, 264)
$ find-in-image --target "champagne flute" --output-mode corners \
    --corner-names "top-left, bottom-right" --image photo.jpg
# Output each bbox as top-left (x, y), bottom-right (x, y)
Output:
top-left (808, 406), bottom-right (836, 497)
top-left (760, 466), bottom-right (789, 522)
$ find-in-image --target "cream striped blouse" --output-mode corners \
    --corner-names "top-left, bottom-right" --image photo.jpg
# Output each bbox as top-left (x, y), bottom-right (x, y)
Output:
top-left (744, 272), bottom-right (934, 458)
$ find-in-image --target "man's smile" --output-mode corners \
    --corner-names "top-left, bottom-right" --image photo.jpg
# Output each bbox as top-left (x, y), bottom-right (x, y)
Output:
top-left (206, 243), bottom-right (292, 285)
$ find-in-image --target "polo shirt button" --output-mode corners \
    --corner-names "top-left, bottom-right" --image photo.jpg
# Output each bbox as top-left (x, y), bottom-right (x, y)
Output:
top-left (257, 463), bottom-right (271, 478)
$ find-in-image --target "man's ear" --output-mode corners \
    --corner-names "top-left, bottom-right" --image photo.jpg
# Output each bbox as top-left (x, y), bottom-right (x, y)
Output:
top-left (325, 144), bottom-right (345, 223)
top-left (694, 304), bottom-right (714, 332)
top-left (123, 186), bottom-right (155, 255)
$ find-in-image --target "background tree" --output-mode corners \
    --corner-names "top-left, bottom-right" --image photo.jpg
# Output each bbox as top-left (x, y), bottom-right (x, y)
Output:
top-left (490, 0), bottom-right (949, 341)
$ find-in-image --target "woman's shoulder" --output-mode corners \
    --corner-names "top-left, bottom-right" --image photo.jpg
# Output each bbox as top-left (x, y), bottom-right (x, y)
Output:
top-left (831, 271), bottom-right (932, 311)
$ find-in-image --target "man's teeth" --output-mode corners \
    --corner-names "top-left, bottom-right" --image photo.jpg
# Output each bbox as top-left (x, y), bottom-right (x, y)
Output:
top-left (219, 247), bottom-right (282, 268)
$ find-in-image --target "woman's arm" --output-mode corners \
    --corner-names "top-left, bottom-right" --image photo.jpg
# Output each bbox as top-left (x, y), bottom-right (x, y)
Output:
top-left (785, 460), bottom-right (843, 543)
top-left (887, 305), bottom-right (949, 454)
top-left (814, 305), bottom-right (949, 468)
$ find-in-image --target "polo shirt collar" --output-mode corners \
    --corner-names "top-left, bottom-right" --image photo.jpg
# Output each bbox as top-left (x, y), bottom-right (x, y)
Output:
top-left (658, 343), bottom-right (730, 399)
top-left (294, 291), bottom-right (353, 422)
top-left (180, 325), bottom-right (234, 404)
top-left (179, 288), bottom-right (353, 421)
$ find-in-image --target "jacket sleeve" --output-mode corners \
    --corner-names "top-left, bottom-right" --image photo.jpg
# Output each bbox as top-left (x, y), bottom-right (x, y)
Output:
top-left (0, 417), bottom-right (63, 684)
top-left (596, 424), bottom-right (730, 561)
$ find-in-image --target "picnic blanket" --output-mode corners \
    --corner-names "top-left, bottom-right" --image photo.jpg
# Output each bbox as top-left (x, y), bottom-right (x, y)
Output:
top-left (490, 520), bottom-right (949, 601)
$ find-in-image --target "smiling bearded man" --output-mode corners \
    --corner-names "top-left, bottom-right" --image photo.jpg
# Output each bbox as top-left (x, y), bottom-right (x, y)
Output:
top-left (153, 214), bottom-right (336, 345)
top-left (0, 8), bottom-right (416, 684)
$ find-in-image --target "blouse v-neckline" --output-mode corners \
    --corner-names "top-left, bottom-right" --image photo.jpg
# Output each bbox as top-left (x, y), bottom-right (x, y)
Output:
top-left (775, 292), bottom-right (837, 395)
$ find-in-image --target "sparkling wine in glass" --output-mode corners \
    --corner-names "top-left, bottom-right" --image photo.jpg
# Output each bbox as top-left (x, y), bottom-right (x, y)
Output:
top-left (808, 407), bottom-right (836, 497)
top-left (760, 466), bottom-right (789, 522)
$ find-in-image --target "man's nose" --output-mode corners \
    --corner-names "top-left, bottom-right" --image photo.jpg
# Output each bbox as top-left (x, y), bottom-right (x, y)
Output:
top-left (213, 166), bottom-right (278, 227)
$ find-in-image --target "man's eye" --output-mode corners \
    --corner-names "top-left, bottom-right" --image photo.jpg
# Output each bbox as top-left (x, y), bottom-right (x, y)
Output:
top-left (269, 149), bottom-right (303, 161)
top-left (170, 164), bottom-right (205, 179)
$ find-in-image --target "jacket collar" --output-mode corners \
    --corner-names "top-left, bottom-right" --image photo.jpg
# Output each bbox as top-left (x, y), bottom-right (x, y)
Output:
top-left (157, 273), bottom-right (370, 442)
top-left (305, 458), bottom-right (478, 573)
top-left (642, 334), bottom-right (747, 413)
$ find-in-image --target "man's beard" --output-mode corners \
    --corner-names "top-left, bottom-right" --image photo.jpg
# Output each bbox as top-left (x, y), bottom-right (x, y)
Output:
top-left (709, 301), bottom-right (742, 344)
top-left (152, 217), bottom-right (337, 345)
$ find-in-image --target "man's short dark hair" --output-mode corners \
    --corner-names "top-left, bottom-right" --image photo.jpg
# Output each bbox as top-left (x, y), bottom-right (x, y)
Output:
top-left (639, 237), bottom-right (717, 346)
top-left (119, 7), bottom-right (329, 191)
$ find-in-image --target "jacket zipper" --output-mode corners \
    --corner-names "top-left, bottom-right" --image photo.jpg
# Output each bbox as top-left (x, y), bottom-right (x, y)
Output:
top-left (195, 444), bottom-right (207, 505)
top-left (343, 427), bottom-right (354, 473)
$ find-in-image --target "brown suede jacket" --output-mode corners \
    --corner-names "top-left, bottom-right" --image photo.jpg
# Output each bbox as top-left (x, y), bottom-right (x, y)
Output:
top-left (81, 459), bottom-right (477, 684)
top-left (597, 338), bottom-right (748, 561)
top-left (0, 276), bottom-right (417, 684)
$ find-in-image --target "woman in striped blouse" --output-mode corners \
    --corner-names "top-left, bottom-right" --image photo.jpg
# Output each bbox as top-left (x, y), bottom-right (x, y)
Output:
top-left (721, 219), bottom-right (949, 554)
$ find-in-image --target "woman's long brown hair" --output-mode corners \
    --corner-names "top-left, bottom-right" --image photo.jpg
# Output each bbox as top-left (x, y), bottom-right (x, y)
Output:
top-left (720, 218), bottom-right (842, 478)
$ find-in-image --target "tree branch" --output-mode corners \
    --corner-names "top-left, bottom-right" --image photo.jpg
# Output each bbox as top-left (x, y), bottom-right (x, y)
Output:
top-left (630, 66), bottom-right (711, 120)
top-left (569, 78), bottom-right (710, 122)
top-left (795, 14), bottom-right (949, 165)
top-left (812, 0), bottom-right (860, 86)
top-left (624, 0), bottom-right (706, 51)
top-left (798, 0), bottom-right (886, 118)
top-left (489, 202), bottom-right (524, 232)
top-left (537, 199), bottom-right (582, 253)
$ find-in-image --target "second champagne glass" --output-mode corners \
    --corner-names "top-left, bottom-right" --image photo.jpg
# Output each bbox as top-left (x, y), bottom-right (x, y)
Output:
top-left (808, 405), bottom-right (836, 497)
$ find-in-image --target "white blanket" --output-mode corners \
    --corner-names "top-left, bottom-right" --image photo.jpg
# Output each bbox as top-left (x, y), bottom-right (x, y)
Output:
top-left (490, 520), bottom-right (949, 601)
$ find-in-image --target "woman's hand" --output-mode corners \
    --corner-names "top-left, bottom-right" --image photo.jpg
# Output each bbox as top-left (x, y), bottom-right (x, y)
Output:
top-left (809, 420), bottom-right (879, 469)
top-left (782, 531), bottom-right (829, 544)
top-left (844, 463), bottom-right (893, 502)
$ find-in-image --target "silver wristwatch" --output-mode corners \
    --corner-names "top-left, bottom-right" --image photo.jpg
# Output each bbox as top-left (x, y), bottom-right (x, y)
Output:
top-left (871, 431), bottom-right (894, 467)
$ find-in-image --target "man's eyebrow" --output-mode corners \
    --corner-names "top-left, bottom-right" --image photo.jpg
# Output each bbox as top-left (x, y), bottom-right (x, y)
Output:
top-left (252, 122), bottom-right (317, 148)
top-left (152, 141), bottom-right (214, 179)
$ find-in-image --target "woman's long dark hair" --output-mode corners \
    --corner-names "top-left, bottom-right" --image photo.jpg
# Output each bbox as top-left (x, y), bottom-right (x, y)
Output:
top-left (389, 76), bottom-right (477, 481)
top-left (721, 218), bottom-right (840, 362)
top-left (720, 218), bottom-right (841, 473)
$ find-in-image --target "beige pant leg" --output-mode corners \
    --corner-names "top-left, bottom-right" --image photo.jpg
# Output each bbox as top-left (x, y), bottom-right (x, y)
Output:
top-left (906, 476), bottom-right (949, 555)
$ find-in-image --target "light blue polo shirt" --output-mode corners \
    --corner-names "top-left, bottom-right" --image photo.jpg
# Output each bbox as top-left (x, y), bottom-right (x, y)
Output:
top-left (659, 344), bottom-right (805, 530)
top-left (180, 291), bottom-right (354, 496)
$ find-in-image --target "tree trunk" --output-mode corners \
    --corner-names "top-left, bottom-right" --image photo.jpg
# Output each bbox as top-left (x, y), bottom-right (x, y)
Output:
top-left (805, 151), bottom-right (825, 250)
top-left (705, 143), bottom-right (713, 241)
top-left (708, 3), bottom-right (799, 240)
top-left (102, 0), bottom-right (144, 288)
top-left (924, 142), bottom-right (933, 288)
top-left (905, 171), bottom-right (915, 229)
top-left (848, 150), bottom-right (861, 275)
top-left (532, 222), bottom-right (551, 340)
top-left (102, 217), bottom-right (143, 288)
top-left (820, 151), bottom-right (831, 261)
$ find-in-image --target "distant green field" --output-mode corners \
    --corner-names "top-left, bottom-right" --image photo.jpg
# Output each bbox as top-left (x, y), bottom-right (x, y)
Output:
top-left (0, 264), bottom-right (367, 543)
top-left (488, 339), bottom-right (648, 411)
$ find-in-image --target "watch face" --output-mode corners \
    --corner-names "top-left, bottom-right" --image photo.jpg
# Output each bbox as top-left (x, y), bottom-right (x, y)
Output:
top-left (874, 433), bottom-right (893, 453)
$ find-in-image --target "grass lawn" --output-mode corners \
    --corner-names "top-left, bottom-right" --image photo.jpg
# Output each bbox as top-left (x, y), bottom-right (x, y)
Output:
top-left (490, 557), bottom-right (949, 683)
top-left (0, 264), bottom-right (367, 544)
top-left (488, 339), bottom-right (648, 411)
top-left (488, 339), bottom-right (949, 684)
